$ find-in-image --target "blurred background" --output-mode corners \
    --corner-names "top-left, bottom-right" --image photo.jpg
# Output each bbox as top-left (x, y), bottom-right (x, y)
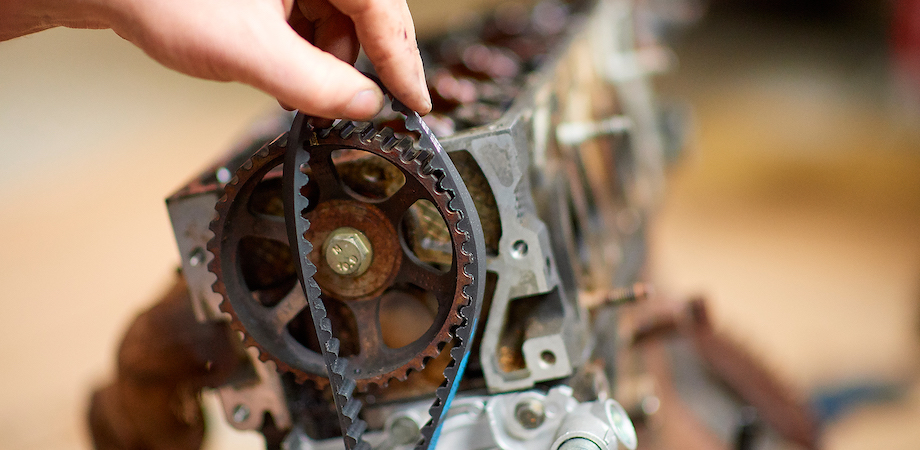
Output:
top-left (0, 0), bottom-right (918, 448)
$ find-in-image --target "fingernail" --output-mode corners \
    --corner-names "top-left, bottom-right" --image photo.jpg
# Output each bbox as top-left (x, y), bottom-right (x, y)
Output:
top-left (421, 92), bottom-right (432, 114)
top-left (345, 89), bottom-right (384, 120)
top-left (419, 70), bottom-right (432, 113)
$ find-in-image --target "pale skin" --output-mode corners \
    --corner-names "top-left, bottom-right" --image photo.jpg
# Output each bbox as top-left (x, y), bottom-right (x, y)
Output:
top-left (0, 0), bottom-right (432, 120)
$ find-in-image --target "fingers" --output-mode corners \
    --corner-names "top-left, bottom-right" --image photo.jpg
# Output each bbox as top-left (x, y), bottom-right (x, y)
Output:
top-left (328, 0), bottom-right (431, 114)
top-left (109, 0), bottom-right (423, 120)
top-left (296, 0), bottom-right (359, 65)
top-left (237, 21), bottom-right (384, 120)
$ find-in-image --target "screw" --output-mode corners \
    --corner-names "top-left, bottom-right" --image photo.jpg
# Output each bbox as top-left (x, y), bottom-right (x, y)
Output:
top-left (232, 404), bottom-right (250, 423)
top-left (604, 283), bottom-right (653, 307)
top-left (323, 227), bottom-right (373, 277)
top-left (510, 240), bottom-right (528, 259)
top-left (188, 247), bottom-right (205, 267)
top-left (514, 398), bottom-right (546, 429)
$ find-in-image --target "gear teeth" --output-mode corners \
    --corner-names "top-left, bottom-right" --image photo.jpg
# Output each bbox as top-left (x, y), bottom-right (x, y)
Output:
top-left (206, 134), bottom-right (332, 389)
top-left (396, 138), bottom-right (419, 161)
top-left (317, 125), bottom-right (333, 139)
top-left (358, 123), bottom-right (376, 143)
top-left (336, 121), bottom-right (358, 139)
top-left (376, 127), bottom-right (398, 150)
top-left (416, 150), bottom-right (435, 175)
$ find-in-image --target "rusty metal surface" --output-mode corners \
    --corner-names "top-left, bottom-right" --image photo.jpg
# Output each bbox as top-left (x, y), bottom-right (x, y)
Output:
top-left (208, 126), bottom-right (473, 390)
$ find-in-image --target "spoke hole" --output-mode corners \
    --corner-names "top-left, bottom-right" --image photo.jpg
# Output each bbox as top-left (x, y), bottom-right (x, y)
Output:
top-left (400, 199), bottom-right (453, 274)
top-left (540, 350), bottom-right (556, 367)
top-left (511, 240), bottom-right (528, 259)
top-left (379, 287), bottom-right (437, 349)
top-left (332, 149), bottom-right (405, 200)
top-left (238, 237), bottom-right (296, 307)
top-left (287, 298), bottom-right (360, 357)
top-left (248, 168), bottom-right (285, 217)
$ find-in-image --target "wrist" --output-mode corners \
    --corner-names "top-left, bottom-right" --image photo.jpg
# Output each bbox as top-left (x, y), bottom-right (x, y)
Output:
top-left (1, 0), bottom-right (120, 41)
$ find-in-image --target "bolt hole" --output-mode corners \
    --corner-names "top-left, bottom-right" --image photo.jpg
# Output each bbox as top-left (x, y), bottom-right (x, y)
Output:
top-left (514, 399), bottom-right (546, 429)
top-left (400, 199), bottom-right (453, 273)
top-left (540, 350), bottom-right (556, 366)
top-left (511, 240), bottom-right (528, 259)
top-left (188, 247), bottom-right (205, 267)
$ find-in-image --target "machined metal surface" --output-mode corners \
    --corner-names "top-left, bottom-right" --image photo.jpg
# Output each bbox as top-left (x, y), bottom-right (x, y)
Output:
top-left (282, 386), bottom-right (636, 450)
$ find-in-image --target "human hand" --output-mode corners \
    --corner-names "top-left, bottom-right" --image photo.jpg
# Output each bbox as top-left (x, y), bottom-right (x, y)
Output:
top-left (1, 0), bottom-right (432, 120)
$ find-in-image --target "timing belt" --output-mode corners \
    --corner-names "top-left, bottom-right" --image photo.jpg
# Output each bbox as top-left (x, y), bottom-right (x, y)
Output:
top-left (282, 95), bottom-right (486, 450)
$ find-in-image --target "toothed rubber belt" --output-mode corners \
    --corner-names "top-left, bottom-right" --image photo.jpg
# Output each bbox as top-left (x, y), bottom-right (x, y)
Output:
top-left (282, 101), bottom-right (486, 450)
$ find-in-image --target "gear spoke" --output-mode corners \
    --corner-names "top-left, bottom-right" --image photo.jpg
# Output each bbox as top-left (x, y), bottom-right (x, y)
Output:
top-left (264, 286), bottom-right (308, 332)
top-left (308, 152), bottom-right (348, 202)
top-left (234, 209), bottom-right (288, 243)
top-left (377, 182), bottom-right (426, 225)
top-left (344, 298), bottom-right (386, 363)
top-left (395, 257), bottom-right (454, 297)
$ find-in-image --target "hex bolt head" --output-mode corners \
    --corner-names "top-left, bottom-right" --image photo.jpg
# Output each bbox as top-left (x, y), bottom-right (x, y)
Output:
top-left (323, 227), bottom-right (373, 277)
top-left (514, 398), bottom-right (546, 429)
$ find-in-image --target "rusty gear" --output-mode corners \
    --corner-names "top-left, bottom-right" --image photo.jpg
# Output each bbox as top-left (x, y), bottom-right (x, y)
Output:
top-left (207, 126), bottom-right (469, 390)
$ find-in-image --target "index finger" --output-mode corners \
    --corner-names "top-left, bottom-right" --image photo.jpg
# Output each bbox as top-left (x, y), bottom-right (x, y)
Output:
top-left (327, 0), bottom-right (431, 114)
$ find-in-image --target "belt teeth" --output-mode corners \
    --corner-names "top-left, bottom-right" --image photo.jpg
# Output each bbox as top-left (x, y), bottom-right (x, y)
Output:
top-left (282, 102), bottom-right (483, 450)
top-left (346, 420), bottom-right (367, 441)
top-left (342, 397), bottom-right (362, 419)
top-left (325, 337), bottom-right (340, 354)
top-left (338, 378), bottom-right (356, 398)
top-left (331, 355), bottom-right (348, 374)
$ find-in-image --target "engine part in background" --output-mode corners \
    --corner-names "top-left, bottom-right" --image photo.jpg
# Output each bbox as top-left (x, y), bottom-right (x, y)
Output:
top-left (629, 298), bottom-right (820, 450)
top-left (432, 0), bottom-right (671, 393)
top-left (87, 275), bottom-right (250, 450)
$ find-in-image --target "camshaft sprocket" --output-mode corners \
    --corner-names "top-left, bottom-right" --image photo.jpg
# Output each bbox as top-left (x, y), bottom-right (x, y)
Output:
top-left (207, 123), bottom-right (473, 390)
